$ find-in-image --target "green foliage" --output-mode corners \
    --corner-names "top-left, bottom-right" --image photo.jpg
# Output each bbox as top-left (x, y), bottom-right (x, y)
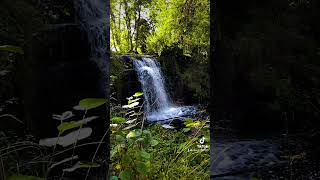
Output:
top-left (79, 98), bottom-right (107, 110)
top-left (1, 96), bottom-right (105, 180)
top-left (110, 92), bottom-right (210, 179)
top-left (57, 116), bottom-right (98, 134)
top-left (146, 0), bottom-right (209, 55)
top-left (133, 92), bottom-right (143, 97)
top-left (58, 121), bottom-right (82, 134)
top-left (112, 116), bottom-right (126, 123)
top-left (110, 0), bottom-right (209, 55)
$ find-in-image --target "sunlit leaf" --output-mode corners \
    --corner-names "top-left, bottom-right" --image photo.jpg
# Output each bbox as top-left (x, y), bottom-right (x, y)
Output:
top-left (111, 116), bottom-right (126, 123)
top-left (79, 98), bottom-right (107, 110)
top-left (185, 121), bottom-right (203, 128)
top-left (133, 92), bottom-right (143, 97)
top-left (150, 139), bottom-right (159, 146)
top-left (184, 118), bottom-right (194, 125)
top-left (182, 128), bottom-right (191, 132)
top-left (126, 129), bottom-right (142, 139)
top-left (128, 98), bottom-right (140, 105)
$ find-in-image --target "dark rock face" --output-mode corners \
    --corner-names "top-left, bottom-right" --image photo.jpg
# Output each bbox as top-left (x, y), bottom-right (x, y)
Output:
top-left (159, 53), bottom-right (200, 105)
top-left (116, 69), bottom-right (141, 105)
top-left (19, 24), bottom-right (104, 138)
top-left (113, 55), bottom-right (142, 104)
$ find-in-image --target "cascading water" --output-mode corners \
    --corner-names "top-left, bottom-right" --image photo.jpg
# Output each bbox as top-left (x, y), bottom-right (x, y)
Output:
top-left (133, 57), bottom-right (197, 122)
top-left (74, 0), bottom-right (109, 93)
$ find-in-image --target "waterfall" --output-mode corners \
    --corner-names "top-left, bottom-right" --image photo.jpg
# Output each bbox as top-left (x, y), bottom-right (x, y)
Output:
top-left (74, 0), bottom-right (109, 93)
top-left (133, 57), bottom-right (171, 113)
top-left (133, 57), bottom-right (197, 122)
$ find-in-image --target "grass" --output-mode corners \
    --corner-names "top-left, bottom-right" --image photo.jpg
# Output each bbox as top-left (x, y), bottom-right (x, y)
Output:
top-left (110, 122), bottom-right (210, 180)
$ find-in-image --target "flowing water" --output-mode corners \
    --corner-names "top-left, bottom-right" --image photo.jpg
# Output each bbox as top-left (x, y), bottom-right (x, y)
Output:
top-left (133, 57), bottom-right (197, 122)
top-left (74, 0), bottom-right (108, 93)
top-left (211, 138), bottom-right (283, 179)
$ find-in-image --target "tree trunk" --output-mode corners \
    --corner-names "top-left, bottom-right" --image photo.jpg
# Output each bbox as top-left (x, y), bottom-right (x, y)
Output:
top-left (135, 4), bottom-right (141, 53)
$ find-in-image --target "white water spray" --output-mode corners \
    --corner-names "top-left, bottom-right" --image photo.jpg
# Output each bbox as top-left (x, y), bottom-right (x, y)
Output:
top-left (133, 57), bottom-right (196, 122)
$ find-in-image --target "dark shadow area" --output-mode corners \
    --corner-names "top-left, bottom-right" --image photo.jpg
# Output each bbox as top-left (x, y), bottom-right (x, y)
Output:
top-left (211, 0), bottom-right (320, 179)
top-left (0, 0), bottom-right (109, 179)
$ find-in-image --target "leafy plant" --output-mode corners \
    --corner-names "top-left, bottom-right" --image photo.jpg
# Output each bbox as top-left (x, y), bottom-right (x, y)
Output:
top-left (110, 92), bottom-right (210, 179)
top-left (0, 98), bottom-right (107, 179)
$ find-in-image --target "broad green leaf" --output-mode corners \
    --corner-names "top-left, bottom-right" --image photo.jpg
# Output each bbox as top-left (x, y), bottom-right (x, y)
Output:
top-left (119, 170), bottom-right (133, 180)
top-left (58, 121), bottom-right (80, 133)
top-left (122, 154), bottom-right (132, 164)
top-left (57, 116), bottom-right (98, 133)
top-left (138, 149), bottom-right (151, 160)
top-left (112, 116), bottom-right (126, 123)
top-left (39, 128), bottom-right (92, 147)
top-left (142, 130), bottom-right (151, 135)
top-left (110, 176), bottom-right (118, 180)
top-left (204, 135), bottom-right (210, 143)
top-left (128, 98), bottom-right (140, 105)
top-left (150, 139), bottom-right (159, 146)
top-left (8, 175), bottom-right (44, 180)
top-left (111, 145), bottom-right (121, 158)
top-left (133, 92), bottom-right (143, 97)
top-left (115, 135), bottom-right (125, 143)
top-left (184, 118), bottom-right (194, 125)
top-left (0, 45), bottom-right (24, 55)
top-left (183, 53), bottom-right (192, 57)
top-left (136, 161), bottom-right (148, 174)
top-left (186, 121), bottom-right (203, 127)
top-left (182, 128), bottom-right (191, 132)
top-left (126, 129), bottom-right (142, 139)
top-left (79, 98), bottom-right (107, 110)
